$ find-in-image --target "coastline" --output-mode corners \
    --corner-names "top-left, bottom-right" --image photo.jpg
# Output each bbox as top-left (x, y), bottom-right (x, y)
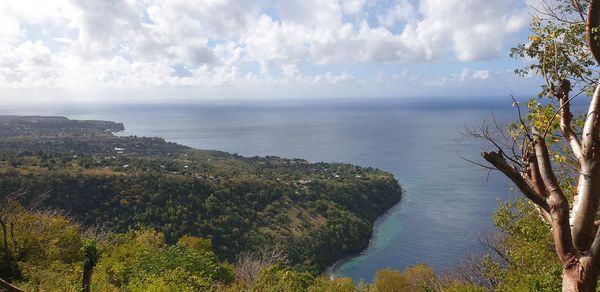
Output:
top-left (0, 115), bottom-right (405, 272)
top-left (11, 101), bottom-right (514, 279)
top-left (113, 118), bottom-right (407, 273)
top-left (325, 184), bottom-right (404, 279)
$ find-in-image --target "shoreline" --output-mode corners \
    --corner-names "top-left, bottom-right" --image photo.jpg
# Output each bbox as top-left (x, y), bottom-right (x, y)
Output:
top-left (113, 118), bottom-right (407, 275)
top-left (325, 184), bottom-right (404, 279)
top-left (113, 119), bottom-right (407, 274)
top-left (0, 114), bottom-right (405, 273)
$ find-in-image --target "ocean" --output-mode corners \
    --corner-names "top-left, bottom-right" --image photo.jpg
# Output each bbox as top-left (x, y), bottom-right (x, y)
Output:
top-left (2, 97), bottom-right (516, 282)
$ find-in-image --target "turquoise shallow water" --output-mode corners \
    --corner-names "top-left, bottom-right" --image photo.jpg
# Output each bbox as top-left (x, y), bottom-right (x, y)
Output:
top-left (1, 97), bottom-right (515, 282)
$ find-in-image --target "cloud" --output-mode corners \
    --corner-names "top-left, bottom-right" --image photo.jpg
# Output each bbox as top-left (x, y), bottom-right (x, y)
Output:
top-left (427, 68), bottom-right (514, 88)
top-left (0, 0), bottom-right (529, 93)
top-left (378, 0), bottom-right (417, 27)
top-left (277, 0), bottom-right (343, 28)
top-left (0, 41), bottom-right (59, 87)
top-left (397, 0), bottom-right (528, 61)
top-left (70, 0), bottom-right (141, 59)
top-left (341, 0), bottom-right (367, 15)
top-left (244, 0), bottom-right (528, 66)
top-left (472, 70), bottom-right (490, 80)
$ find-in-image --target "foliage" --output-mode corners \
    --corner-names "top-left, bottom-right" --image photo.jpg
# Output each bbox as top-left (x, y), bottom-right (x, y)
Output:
top-left (372, 264), bottom-right (440, 292)
top-left (82, 239), bottom-right (99, 269)
top-left (0, 148), bottom-right (401, 272)
top-left (1, 209), bottom-right (82, 290)
top-left (482, 199), bottom-right (562, 291)
top-left (2, 211), bottom-right (236, 291)
top-left (3, 205), bottom-right (480, 291)
top-left (510, 1), bottom-right (597, 97)
top-left (125, 245), bottom-right (231, 291)
top-left (91, 229), bottom-right (233, 290)
top-left (507, 0), bottom-right (592, 160)
top-left (9, 211), bottom-right (81, 264)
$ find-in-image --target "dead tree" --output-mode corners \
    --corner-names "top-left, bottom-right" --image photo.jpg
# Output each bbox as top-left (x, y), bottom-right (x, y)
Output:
top-left (235, 247), bottom-right (288, 284)
top-left (481, 1), bottom-right (600, 290)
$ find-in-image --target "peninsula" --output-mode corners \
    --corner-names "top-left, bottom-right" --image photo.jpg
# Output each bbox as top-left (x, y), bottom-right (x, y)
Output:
top-left (0, 115), bottom-right (402, 271)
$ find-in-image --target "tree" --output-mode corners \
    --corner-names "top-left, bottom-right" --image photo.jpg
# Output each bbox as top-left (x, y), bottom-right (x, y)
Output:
top-left (0, 194), bottom-right (23, 279)
top-left (0, 190), bottom-right (51, 292)
top-left (372, 264), bottom-right (439, 292)
top-left (81, 239), bottom-right (99, 292)
top-left (0, 189), bottom-right (38, 281)
top-left (480, 0), bottom-right (600, 290)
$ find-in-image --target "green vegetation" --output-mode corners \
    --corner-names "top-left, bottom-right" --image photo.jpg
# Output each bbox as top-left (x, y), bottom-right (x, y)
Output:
top-left (0, 115), bottom-right (401, 278)
top-left (4, 1), bottom-right (598, 289)
top-left (1, 203), bottom-right (481, 291)
top-left (0, 116), bottom-right (493, 291)
top-left (479, 199), bottom-right (562, 291)
top-left (1, 205), bottom-right (235, 291)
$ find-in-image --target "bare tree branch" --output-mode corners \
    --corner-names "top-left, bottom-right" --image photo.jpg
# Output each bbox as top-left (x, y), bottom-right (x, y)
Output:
top-left (482, 150), bottom-right (550, 212)
top-left (572, 0), bottom-right (587, 22)
top-left (0, 277), bottom-right (24, 292)
top-left (459, 156), bottom-right (495, 171)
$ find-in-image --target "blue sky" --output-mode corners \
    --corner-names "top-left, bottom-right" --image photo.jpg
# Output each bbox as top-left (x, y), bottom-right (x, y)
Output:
top-left (0, 0), bottom-right (543, 103)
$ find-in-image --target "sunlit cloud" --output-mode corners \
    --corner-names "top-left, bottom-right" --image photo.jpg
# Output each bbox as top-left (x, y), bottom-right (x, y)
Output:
top-left (0, 0), bottom-right (537, 100)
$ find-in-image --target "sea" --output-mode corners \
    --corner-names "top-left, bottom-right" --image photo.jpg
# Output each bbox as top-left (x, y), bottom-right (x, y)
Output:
top-left (2, 97), bottom-right (519, 282)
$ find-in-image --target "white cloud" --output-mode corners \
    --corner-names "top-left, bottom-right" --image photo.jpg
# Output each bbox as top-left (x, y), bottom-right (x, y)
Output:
top-left (379, 0), bottom-right (416, 27)
top-left (277, 0), bottom-right (343, 28)
top-left (398, 0), bottom-right (528, 61)
top-left (0, 41), bottom-right (59, 87)
top-left (428, 68), bottom-right (505, 88)
top-left (341, 0), bottom-right (367, 15)
top-left (472, 70), bottom-right (490, 80)
top-left (0, 0), bottom-right (529, 94)
top-left (312, 71), bottom-right (355, 85)
top-left (281, 63), bottom-right (301, 81)
top-left (69, 0), bottom-right (141, 59)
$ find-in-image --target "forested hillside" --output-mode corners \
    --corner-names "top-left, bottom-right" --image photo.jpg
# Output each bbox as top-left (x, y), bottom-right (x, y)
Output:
top-left (0, 116), bottom-right (402, 272)
top-left (2, 204), bottom-right (475, 291)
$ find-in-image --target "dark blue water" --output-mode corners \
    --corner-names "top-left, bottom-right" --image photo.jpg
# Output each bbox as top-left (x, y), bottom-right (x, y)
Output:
top-left (0, 97), bottom-right (515, 282)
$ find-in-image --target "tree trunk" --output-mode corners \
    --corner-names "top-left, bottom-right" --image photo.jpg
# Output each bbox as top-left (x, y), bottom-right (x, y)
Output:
top-left (9, 222), bottom-right (17, 250)
top-left (562, 256), bottom-right (597, 292)
top-left (0, 221), bottom-right (14, 277)
top-left (82, 262), bottom-right (94, 292)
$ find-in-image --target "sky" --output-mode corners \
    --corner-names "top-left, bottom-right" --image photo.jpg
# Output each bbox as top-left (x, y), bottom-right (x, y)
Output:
top-left (0, 0), bottom-right (545, 103)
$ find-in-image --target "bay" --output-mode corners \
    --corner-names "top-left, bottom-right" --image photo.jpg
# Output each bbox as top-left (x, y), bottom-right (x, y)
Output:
top-left (1, 97), bottom-right (516, 282)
